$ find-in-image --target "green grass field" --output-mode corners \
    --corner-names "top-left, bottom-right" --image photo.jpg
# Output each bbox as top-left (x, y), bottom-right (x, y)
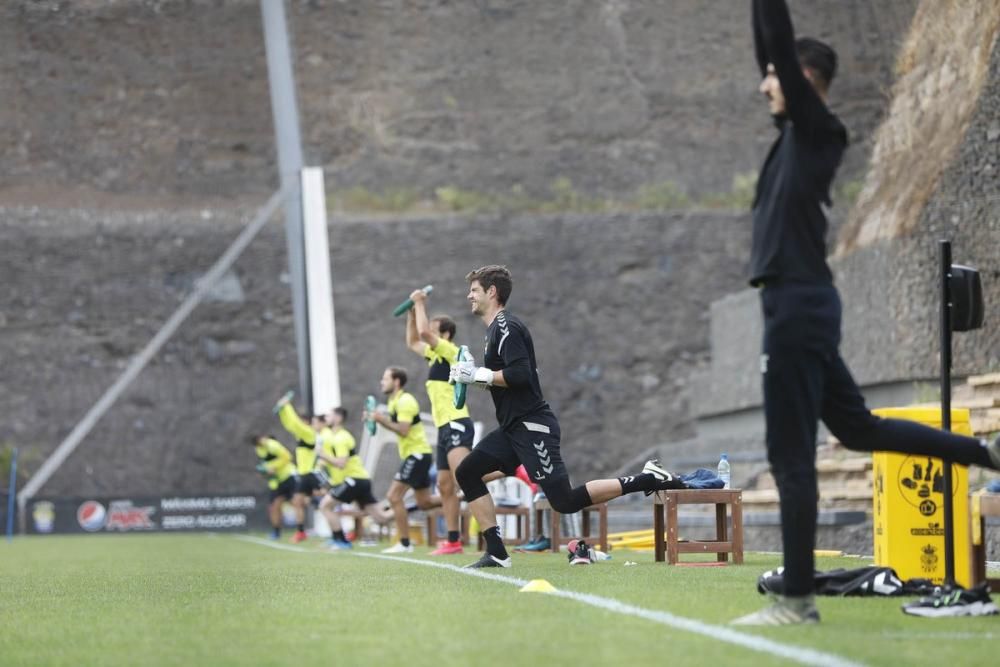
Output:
top-left (1, 534), bottom-right (997, 667)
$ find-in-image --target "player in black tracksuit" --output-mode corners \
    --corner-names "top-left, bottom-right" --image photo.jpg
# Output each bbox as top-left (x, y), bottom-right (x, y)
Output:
top-left (451, 265), bottom-right (686, 569)
top-left (735, 0), bottom-right (1000, 625)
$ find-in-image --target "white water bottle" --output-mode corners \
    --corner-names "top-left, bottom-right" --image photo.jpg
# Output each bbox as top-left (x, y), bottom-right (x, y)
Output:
top-left (718, 453), bottom-right (731, 489)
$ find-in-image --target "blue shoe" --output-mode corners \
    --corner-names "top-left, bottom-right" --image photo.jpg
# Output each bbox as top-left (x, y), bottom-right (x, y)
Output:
top-left (522, 536), bottom-right (551, 552)
top-left (328, 539), bottom-right (353, 551)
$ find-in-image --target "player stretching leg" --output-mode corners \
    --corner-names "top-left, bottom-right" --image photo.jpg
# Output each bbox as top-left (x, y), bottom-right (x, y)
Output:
top-left (405, 289), bottom-right (476, 555)
top-left (733, 0), bottom-right (1000, 625)
top-left (249, 434), bottom-right (297, 540)
top-left (316, 407), bottom-right (393, 549)
top-left (451, 265), bottom-right (685, 569)
top-left (363, 367), bottom-right (442, 553)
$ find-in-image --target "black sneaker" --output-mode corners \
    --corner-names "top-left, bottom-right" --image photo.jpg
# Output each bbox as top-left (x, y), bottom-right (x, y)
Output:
top-left (568, 540), bottom-right (593, 565)
top-left (641, 458), bottom-right (687, 494)
top-left (464, 553), bottom-right (512, 569)
top-left (902, 583), bottom-right (999, 617)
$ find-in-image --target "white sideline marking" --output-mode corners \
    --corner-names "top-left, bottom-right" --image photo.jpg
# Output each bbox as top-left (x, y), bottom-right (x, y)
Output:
top-left (235, 536), bottom-right (866, 667)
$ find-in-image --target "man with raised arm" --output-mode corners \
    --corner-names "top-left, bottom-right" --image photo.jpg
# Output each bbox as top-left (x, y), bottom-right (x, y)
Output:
top-left (734, 0), bottom-right (1000, 624)
top-left (404, 290), bottom-right (476, 555)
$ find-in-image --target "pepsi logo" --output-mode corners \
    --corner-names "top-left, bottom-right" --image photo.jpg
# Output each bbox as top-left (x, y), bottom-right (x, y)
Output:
top-left (77, 501), bottom-right (107, 532)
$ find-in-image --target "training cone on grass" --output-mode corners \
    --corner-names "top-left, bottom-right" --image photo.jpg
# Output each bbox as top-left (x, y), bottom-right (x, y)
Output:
top-left (520, 579), bottom-right (557, 593)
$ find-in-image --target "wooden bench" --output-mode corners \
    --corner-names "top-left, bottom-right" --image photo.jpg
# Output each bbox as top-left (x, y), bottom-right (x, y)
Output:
top-left (425, 507), bottom-right (471, 546)
top-left (969, 492), bottom-right (1000, 592)
top-left (652, 489), bottom-right (743, 565)
top-left (533, 499), bottom-right (608, 553)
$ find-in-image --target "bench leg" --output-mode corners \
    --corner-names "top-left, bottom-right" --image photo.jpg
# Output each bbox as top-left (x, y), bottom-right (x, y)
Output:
top-left (667, 496), bottom-right (679, 565)
top-left (654, 498), bottom-right (665, 562)
top-left (732, 498), bottom-right (743, 564)
top-left (599, 505), bottom-right (608, 552)
top-left (716, 503), bottom-right (728, 563)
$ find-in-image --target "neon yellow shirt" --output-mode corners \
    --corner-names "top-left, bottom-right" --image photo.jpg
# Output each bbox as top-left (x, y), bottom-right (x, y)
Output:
top-left (326, 427), bottom-right (370, 485)
top-left (255, 438), bottom-right (295, 489)
top-left (423, 338), bottom-right (471, 428)
top-left (387, 390), bottom-right (432, 459)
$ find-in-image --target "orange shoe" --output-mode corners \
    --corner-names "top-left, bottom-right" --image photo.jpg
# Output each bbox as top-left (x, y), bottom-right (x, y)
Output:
top-left (429, 540), bottom-right (464, 556)
top-left (291, 530), bottom-right (308, 543)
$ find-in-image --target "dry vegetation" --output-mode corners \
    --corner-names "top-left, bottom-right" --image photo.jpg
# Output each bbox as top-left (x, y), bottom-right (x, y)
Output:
top-left (836, 0), bottom-right (1000, 255)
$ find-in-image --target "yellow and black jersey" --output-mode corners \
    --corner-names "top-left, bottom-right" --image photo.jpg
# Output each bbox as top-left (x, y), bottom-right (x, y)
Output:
top-left (326, 427), bottom-right (370, 485)
top-left (386, 390), bottom-right (432, 459)
top-left (255, 437), bottom-right (295, 489)
top-left (423, 338), bottom-right (471, 428)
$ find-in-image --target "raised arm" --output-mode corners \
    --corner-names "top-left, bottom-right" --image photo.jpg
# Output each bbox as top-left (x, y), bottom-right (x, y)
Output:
top-left (277, 403), bottom-right (316, 444)
top-left (752, 0), bottom-right (828, 132)
top-left (405, 308), bottom-right (424, 355)
top-left (412, 292), bottom-right (440, 348)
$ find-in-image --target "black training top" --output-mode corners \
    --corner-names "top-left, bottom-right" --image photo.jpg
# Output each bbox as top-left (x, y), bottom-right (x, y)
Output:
top-left (748, 0), bottom-right (848, 287)
top-left (482, 310), bottom-right (550, 429)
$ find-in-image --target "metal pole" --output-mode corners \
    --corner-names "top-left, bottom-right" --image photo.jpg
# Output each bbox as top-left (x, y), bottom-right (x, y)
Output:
top-left (939, 240), bottom-right (955, 588)
top-left (261, 0), bottom-right (312, 409)
top-left (6, 448), bottom-right (17, 541)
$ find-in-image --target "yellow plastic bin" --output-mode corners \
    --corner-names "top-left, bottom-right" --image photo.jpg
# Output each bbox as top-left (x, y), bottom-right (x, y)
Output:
top-left (872, 407), bottom-right (971, 587)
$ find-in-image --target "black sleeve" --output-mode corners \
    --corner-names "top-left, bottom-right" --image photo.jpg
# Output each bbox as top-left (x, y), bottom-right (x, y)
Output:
top-left (751, 0), bottom-right (767, 77)
top-left (753, 0), bottom-right (828, 135)
top-left (498, 324), bottom-right (532, 387)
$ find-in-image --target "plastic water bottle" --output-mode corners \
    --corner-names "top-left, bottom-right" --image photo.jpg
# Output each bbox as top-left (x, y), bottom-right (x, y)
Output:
top-left (718, 453), bottom-right (731, 489)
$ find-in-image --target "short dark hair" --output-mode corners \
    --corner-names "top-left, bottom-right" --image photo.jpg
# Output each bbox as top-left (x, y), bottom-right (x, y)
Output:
top-left (333, 407), bottom-right (348, 422)
top-left (387, 366), bottom-right (408, 387)
top-left (796, 37), bottom-right (837, 92)
top-left (432, 315), bottom-right (457, 340)
top-left (465, 265), bottom-right (512, 305)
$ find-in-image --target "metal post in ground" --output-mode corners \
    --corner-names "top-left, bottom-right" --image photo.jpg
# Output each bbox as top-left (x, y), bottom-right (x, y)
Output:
top-left (938, 240), bottom-right (956, 588)
top-left (6, 448), bottom-right (17, 542)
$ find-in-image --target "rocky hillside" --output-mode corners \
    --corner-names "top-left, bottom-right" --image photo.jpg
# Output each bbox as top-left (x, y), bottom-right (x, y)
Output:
top-left (3, 0), bottom-right (916, 208)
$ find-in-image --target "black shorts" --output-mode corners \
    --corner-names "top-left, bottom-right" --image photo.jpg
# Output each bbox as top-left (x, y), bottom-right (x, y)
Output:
top-left (328, 478), bottom-right (378, 508)
top-left (436, 418), bottom-right (475, 470)
top-left (269, 476), bottom-right (297, 502)
top-left (475, 412), bottom-right (566, 485)
top-left (393, 453), bottom-right (433, 490)
top-left (295, 471), bottom-right (325, 496)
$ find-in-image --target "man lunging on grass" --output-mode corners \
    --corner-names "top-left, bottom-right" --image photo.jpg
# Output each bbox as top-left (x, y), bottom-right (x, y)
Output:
top-left (451, 265), bottom-right (685, 569)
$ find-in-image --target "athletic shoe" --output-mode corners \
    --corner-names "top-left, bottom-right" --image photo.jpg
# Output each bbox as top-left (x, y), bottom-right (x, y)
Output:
top-left (902, 583), bottom-right (999, 617)
top-left (328, 539), bottom-right (353, 551)
top-left (381, 542), bottom-right (414, 554)
top-left (268, 530), bottom-right (280, 541)
top-left (568, 540), bottom-right (593, 565)
top-left (987, 434), bottom-right (1000, 470)
top-left (429, 540), bottom-right (464, 556)
top-left (522, 536), bottom-right (552, 552)
top-left (464, 553), bottom-right (512, 569)
top-left (291, 530), bottom-right (308, 544)
top-left (731, 596), bottom-right (820, 625)
top-left (641, 458), bottom-right (687, 494)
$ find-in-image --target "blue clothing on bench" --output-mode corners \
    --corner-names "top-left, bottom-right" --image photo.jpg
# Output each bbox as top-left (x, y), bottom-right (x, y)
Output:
top-left (679, 468), bottom-right (726, 489)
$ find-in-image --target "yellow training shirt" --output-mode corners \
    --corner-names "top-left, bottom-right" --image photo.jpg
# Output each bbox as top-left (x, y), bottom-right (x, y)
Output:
top-left (423, 338), bottom-right (471, 428)
top-left (386, 390), bottom-right (432, 459)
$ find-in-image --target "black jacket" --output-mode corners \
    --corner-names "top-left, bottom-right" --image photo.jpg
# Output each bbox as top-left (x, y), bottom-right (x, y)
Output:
top-left (749, 0), bottom-right (848, 287)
